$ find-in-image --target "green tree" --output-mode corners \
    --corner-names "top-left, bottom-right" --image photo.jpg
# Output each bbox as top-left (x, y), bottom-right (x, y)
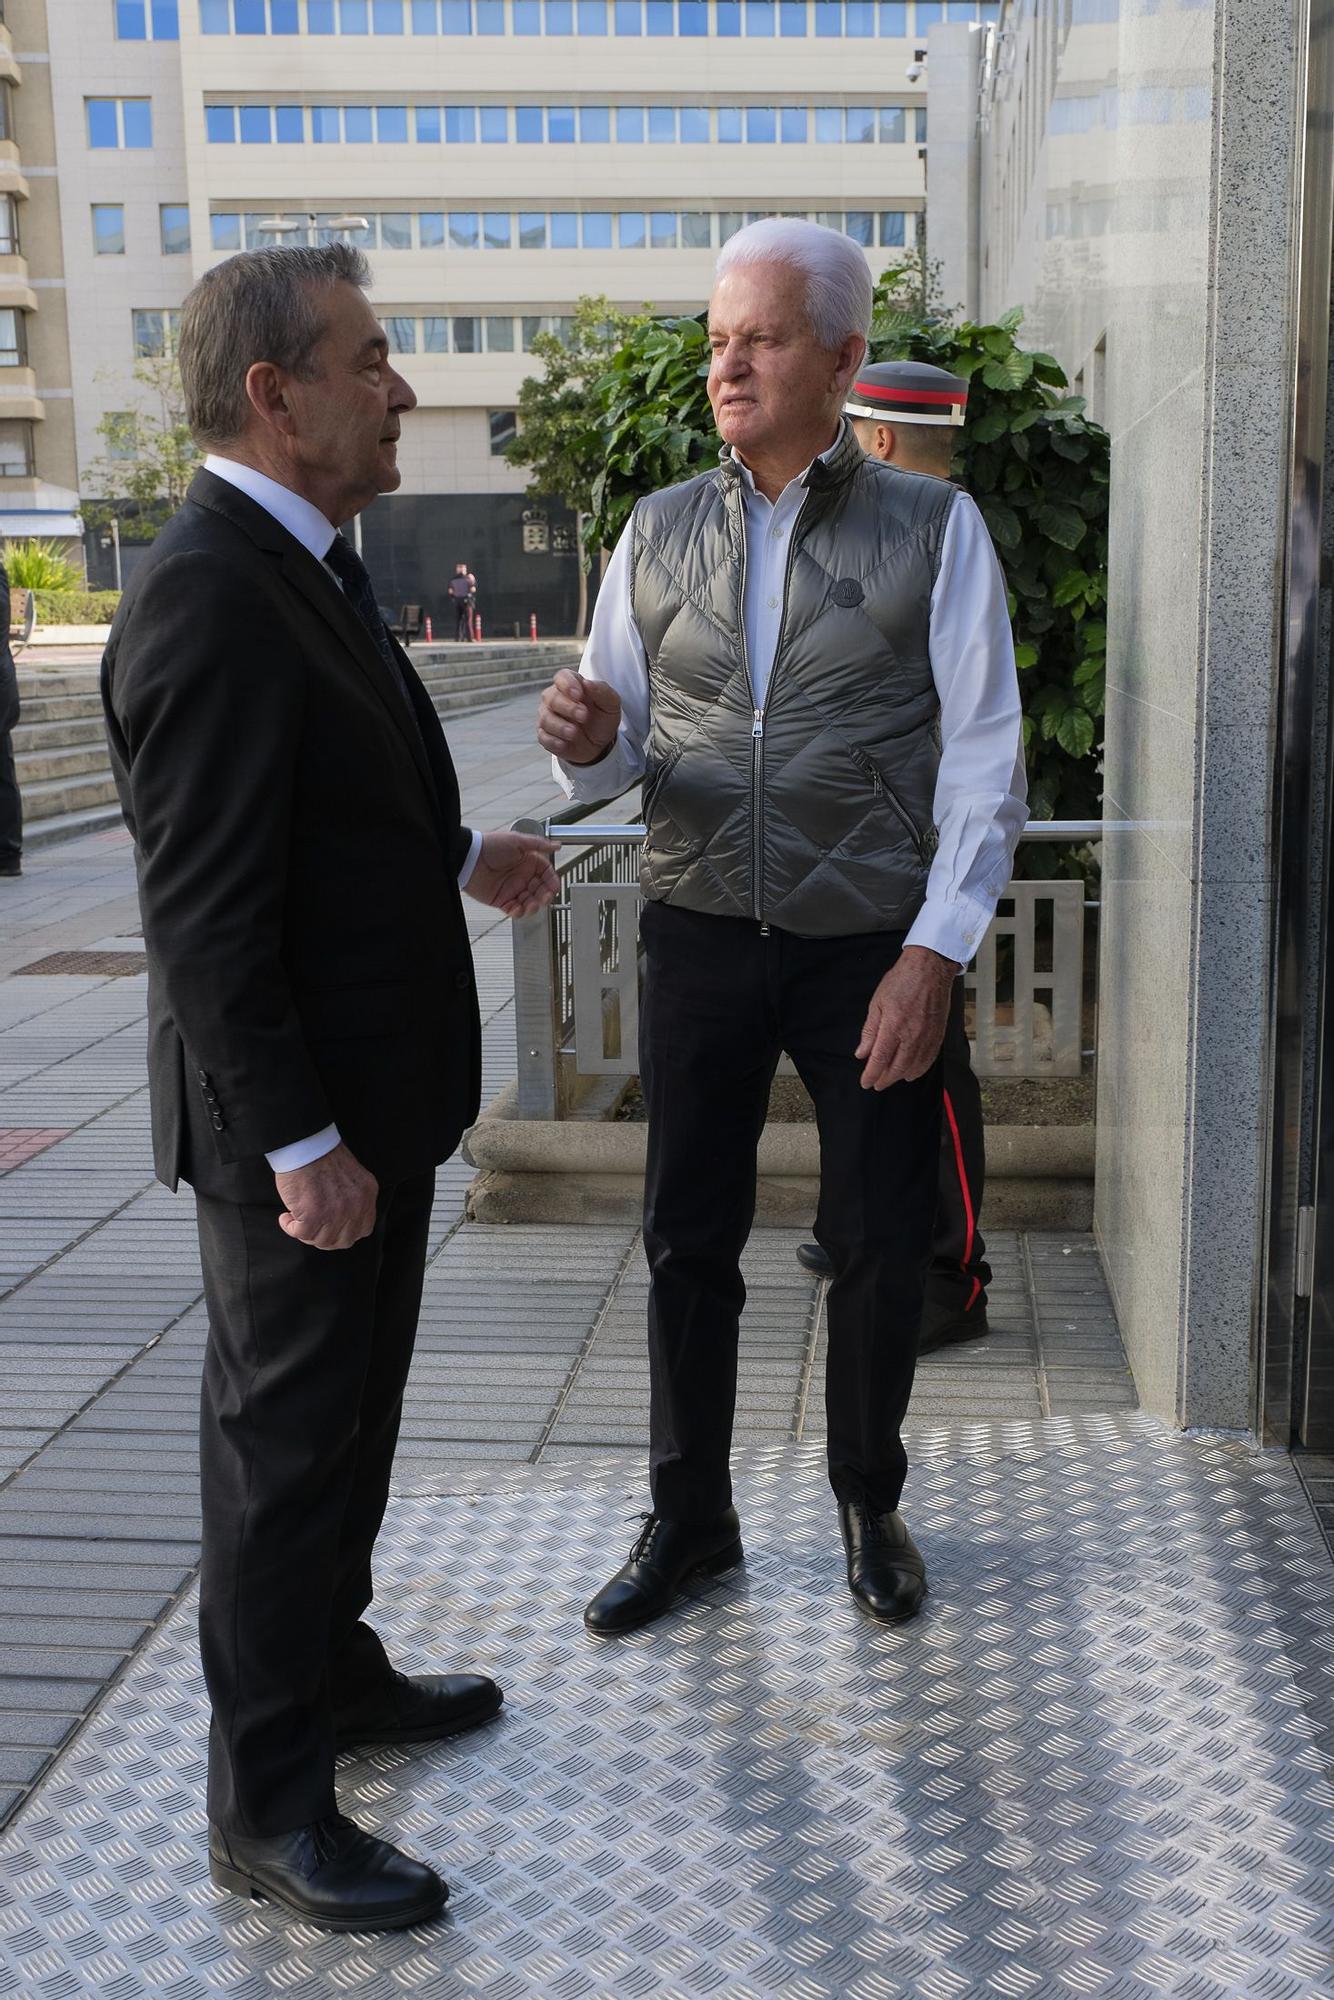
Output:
top-left (585, 268), bottom-right (1109, 867)
top-left (506, 296), bottom-right (651, 636)
top-left (83, 354), bottom-right (199, 540)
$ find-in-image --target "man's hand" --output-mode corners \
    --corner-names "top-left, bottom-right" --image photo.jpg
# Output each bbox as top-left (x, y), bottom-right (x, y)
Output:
top-left (275, 1142), bottom-right (379, 1251)
top-left (856, 946), bottom-right (959, 1091)
top-left (466, 830), bottom-right (560, 917)
top-left (537, 669), bottom-right (622, 765)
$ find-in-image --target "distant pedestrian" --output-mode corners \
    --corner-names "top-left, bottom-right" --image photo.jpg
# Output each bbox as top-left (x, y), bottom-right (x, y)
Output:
top-left (448, 560), bottom-right (476, 640)
top-left (0, 556), bottom-right (20, 880)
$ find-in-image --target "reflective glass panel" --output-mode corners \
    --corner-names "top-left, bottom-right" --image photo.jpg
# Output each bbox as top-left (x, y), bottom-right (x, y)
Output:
top-left (579, 104), bottom-right (610, 139)
top-left (679, 0), bottom-right (707, 29)
top-left (519, 211), bottom-right (546, 246)
top-left (780, 106), bottom-right (806, 140)
top-left (577, 0), bottom-right (608, 26)
top-left (419, 210), bottom-right (446, 243)
top-left (452, 316), bottom-right (480, 351)
top-left (548, 104), bottom-right (576, 141)
top-left (344, 104), bottom-right (374, 140)
top-left (878, 1), bottom-right (906, 26)
top-left (878, 209), bottom-right (905, 244)
top-left (340, 0), bottom-right (369, 25)
top-left (746, 0), bottom-right (775, 29)
top-left (422, 316), bottom-right (448, 350)
top-left (846, 104), bottom-right (874, 142)
top-left (814, 0), bottom-right (840, 30)
top-left (415, 104), bottom-right (442, 139)
top-left (679, 105), bottom-right (708, 141)
top-left (780, 0), bottom-right (806, 27)
top-left (235, 0), bottom-right (266, 27)
top-left (845, 0), bottom-right (873, 29)
top-left (547, 0), bottom-right (574, 25)
top-left (160, 203), bottom-right (191, 252)
top-left (681, 209), bottom-right (711, 246)
top-left (649, 209), bottom-right (676, 247)
top-left (377, 104), bottom-right (408, 140)
top-left (879, 105), bottom-right (904, 140)
top-left (274, 103), bottom-right (303, 139)
top-left (747, 105), bottom-right (776, 140)
top-left (92, 204), bottom-right (125, 253)
top-left (614, 0), bottom-right (641, 26)
top-left (844, 209), bottom-right (872, 243)
top-left (549, 211), bottom-right (578, 246)
top-left (122, 99), bottom-right (154, 146)
top-left (813, 105), bottom-right (843, 140)
top-left (449, 209), bottom-right (479, 245)
top-left (204, 103), bottom-right (236, 142)
top-left (515, 105), bottom-right (543, 140)
top-left (117, 0), bottom-right (147, 35)
top-left (210, 212), bottom-right (242, 249)
top-left (618, 211), bottom-right (646, 246)
top-left (482, 211), bottom-right (511, 245)
top-left (239, 104), bottom-right (272, 141)
top-left (373, 0), bottom-right (404, 25)
top-left (386, 316), bottom-right (416, 351)
top-left (648, 106), bottom-right (675, 141)
top-left (616, 105), bottom-right (644, 141)
top-left (311, 104), bottom-right (341, 139)
top-left (445, 105), bottom-right (477, 139)
top-left (581, 211), bottom-right (613, 246)
top-left (479, 105), bottom-right (507, 139)
top-left (718, 105), bottom-right (742, 141)
top-left (716, 1), bottom-right (741, 29)
top-left (485, 315), bottom-right (515, 349)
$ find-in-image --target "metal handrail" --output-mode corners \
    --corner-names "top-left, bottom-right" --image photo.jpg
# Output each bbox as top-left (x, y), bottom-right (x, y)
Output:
top-left (545, 816), bottom-right (1106, 845)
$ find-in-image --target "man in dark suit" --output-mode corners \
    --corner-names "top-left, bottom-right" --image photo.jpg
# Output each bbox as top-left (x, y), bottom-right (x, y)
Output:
top-left (102, 244), bottom-right (558, 1933)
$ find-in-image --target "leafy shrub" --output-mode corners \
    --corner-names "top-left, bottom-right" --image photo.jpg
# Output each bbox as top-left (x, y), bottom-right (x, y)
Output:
top-left (31, 589), bottom-right (122, 625)
top-left (5, 539), bottom-right (83, 593)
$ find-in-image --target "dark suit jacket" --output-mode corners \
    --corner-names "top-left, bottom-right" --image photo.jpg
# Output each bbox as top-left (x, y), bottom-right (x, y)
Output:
top-left (102, 468), bottom-right (482, 1203)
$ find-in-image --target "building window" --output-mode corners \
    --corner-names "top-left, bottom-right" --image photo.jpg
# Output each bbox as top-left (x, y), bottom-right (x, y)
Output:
top-left (0, 310), bottom-right (26, 368)
top-left (210, 212), bottom-right (242, 250)
top-left (160, 204), bottom-right (192, 253)
top-left (0, 81), bottom-right (14, 145)
top-left (0, 196), bottom-right (19, 256)
top-left (132, 308), bottom-right (181, 356)
top-left (116, 0), bottom-right (180, 34)
top-left (489, 411), bottom-right (517, 456)
top-left (93, 204), bottom-right (126, 254)
top-left (105, 413), bottom-right (141, 461)
top-left (87, 98), bottom-right (154, 148)
top-left (485, 315), bottom-right (514, 350)
top-left (0, 421), bottom-right (34, 476)
top-left (386, 315), bottom-right (417, 351)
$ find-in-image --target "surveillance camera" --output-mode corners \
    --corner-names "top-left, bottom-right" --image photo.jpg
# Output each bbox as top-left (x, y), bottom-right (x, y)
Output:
top-left (905, 60), bottom-right (923, 81)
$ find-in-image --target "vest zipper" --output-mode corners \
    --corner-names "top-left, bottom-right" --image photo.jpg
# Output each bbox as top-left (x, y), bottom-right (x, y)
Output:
top-left (750, 487), bottom-right (815, 927)
top-left (850, 745), bottom-right (929, 861)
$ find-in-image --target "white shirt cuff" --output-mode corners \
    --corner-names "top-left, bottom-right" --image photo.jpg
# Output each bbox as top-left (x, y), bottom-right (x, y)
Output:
top-left (458, 826), bottom-right (483, 890)
top-left (266, 1123), bottom-right (341, 1172)
top-left (904, 896), bottom-right (996, 971)
top-left (555, 733), bottom-right (644, 805)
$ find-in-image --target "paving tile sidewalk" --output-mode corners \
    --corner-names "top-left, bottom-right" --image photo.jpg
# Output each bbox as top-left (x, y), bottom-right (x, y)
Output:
top-left (0, 690), bottom-right (1143, 1835)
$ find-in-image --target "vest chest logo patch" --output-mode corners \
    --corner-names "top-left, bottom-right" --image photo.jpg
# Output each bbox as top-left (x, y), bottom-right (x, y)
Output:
top-left (830, 578), bottom-right (865, 608)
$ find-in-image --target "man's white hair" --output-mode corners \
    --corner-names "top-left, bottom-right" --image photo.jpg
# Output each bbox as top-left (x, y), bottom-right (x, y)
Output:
top-left (714, 218), bottom-right (873, 349)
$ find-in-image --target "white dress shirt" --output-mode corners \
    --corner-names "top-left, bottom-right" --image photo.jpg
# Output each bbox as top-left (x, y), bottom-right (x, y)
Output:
top-left (557, 449), bottom-right (1028, 970)
top-left (203, 454), bottom-right (483, 1173)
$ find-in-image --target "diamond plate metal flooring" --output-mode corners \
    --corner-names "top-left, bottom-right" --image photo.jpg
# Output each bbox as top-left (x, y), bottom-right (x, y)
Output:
top-left (1, 1422), bottom-right (1331, 2000)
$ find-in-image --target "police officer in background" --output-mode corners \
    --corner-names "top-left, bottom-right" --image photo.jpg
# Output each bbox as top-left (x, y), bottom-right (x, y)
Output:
top-left (796, 360), bottom-right (994, 1359)
top-left (0, 553), bottom-right (21, 880)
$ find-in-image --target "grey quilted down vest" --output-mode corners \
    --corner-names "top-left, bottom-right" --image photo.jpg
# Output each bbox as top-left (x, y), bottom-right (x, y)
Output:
top-left (629, 418), bottom-right (957, 937)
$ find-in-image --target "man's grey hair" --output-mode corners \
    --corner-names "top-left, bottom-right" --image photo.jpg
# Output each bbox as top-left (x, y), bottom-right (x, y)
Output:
top-left (714, 218), bottom-right (873, 348)
top-left (178, 242), bottom-right (372, 448)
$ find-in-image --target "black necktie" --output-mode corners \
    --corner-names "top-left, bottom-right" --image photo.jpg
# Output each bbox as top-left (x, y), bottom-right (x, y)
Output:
top-left (324, 533), bottom-right (420, 727)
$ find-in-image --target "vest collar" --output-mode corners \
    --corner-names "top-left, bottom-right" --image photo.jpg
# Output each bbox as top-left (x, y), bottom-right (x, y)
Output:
top-left (718, 415), bottom-right (862, 494)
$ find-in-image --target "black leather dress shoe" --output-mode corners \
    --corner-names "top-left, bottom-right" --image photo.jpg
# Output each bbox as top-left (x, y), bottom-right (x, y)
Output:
top-left (839, 1503), bottom-right (928, 1623)
top-left (796, 1241), bottom-right (834, 1278)
top-left (334, 1670), bottom-right (502, 1751)
top-left (209, 1812), bottom-right (446, 1931)
top-left (584, 1508), bottom-right (743, 1634)
top-left (919, 1297), bottom-right (989, 1356)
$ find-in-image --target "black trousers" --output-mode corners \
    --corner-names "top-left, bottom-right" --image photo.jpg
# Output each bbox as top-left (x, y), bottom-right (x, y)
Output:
top-left (641, 903), bottom-right (942, 1525)
top-left (453, 598), bottom-right (472, 640)
top-left (195, 1170), bottom-right (434, 1836)
top-left (931, 985), bottom-right (989, 1313)
top-left (0, 649), bottom-right (19, 867)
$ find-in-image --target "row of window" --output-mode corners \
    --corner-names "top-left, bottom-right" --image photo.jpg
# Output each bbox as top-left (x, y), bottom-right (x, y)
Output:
top-left (203, 100), bottom-right (927, 144)
top-left (182, 0), bottom-right (991, 36)
top-left (130, 305), bottom-right (569, 355)
top-left (209, 204), bottom-right (915, 251)
top-left (93, 203), bottom-right (192, 255)
top-left (1047, 84), bottom-right (1212, 131)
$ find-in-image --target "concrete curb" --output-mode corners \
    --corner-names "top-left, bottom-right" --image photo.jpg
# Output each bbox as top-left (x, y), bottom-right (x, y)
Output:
top-left (462, 1083), bottom-right (1096, 1229)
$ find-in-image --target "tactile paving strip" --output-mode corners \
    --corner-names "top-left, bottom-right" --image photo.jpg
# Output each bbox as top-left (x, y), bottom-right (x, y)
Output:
top-left (1, 1417), bottom-right (1332, 2000)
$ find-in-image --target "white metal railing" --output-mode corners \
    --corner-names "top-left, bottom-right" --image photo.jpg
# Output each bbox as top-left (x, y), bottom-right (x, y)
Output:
top-left (511, 807), bottom-right (1099, 1117)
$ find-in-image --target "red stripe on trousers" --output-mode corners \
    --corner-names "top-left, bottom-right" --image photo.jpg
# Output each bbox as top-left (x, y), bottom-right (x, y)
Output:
top-left (942, 1088), bottom-right (982, 1314)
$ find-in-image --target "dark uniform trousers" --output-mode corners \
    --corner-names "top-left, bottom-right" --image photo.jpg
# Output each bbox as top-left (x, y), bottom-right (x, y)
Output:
top-left (641, 901), bottom-right (943, 1525)
top-left (195, 1169), bottom-right (435, 1836)
top-left (932, 984), bottom-right (989, 1313)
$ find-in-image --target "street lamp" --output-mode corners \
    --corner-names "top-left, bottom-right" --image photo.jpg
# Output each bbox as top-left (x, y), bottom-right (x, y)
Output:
top-left (253, 211), bottom-right (371, 246)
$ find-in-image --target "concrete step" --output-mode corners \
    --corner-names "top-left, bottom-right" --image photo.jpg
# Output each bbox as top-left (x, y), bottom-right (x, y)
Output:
top-left (18, 770), bottom-right (120, 823)
top-left (14, 691), bottom-right (104, 726)
top-left (24, 802), bottom-right (125, 850)
top-left (418, 665), bottom-right (556, 700)
top-left (15, 744), bottom-right (112, 785)
top-left (11, 716), bottom-right (107, 752)
top-left (16, 669), bottom-right (102, 700)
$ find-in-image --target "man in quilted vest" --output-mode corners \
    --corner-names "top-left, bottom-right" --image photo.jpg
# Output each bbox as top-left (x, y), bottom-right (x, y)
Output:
top-left (538, 220), bottom-right (1027, 1635)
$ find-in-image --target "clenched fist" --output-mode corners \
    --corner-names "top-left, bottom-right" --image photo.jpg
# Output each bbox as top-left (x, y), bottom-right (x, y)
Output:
top-left (537, 669), bottom-right (622, 766)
